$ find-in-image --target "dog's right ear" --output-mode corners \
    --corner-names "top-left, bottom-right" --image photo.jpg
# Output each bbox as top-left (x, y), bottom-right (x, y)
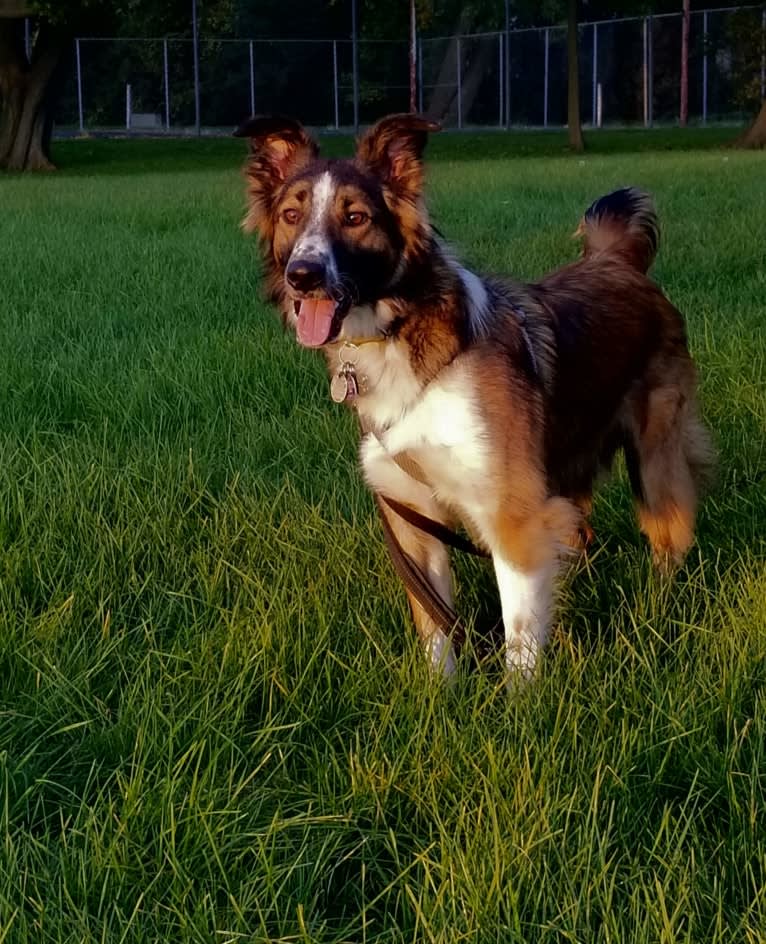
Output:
top-left (356, 113), bottom-right (440, 204)
top-left (234, 115), bottom-right (319, 235)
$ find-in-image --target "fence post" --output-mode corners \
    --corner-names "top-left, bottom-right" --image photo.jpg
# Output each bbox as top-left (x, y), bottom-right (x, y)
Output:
top-left (643, 16), bottom-right (653, 128)
top-left (333, 40), bottom-right (340, 129)
top-left (543, 27), bottom-right (549, 128)
top-left (249, 41), bottom-right (255, 116)
top-left (762, 8), bottom-right (765, 102)
top-left (592, 22), bottom-right (598, 126)
top-left (702, 11), bottom-right (708, 125)
top-left (504, 0), bottom-right (511, 127)
top-left (418, 38), bottom-right (424, 113)
top-left (456, 36), bottom-right (462, 128)
top-left (409, 0), bottom-right (417, 113)
top-left (163, 39), bottom-right (170, 130)
top-left (597, 82), bottom-right (603, 128)
top-left (192, 0), bottom-right (201, 134)
top-left (75, 38), bottom-right (84, 133)
top-left (498, 33), bottom-right (503, 127)
top-left (126, 83), bottom-right (131, 131)
top-left (351, 0), bottom-right (359, 132)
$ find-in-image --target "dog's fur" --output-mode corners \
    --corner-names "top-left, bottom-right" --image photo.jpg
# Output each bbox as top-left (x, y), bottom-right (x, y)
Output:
top-left (236, 113), bottom-right (714, 679)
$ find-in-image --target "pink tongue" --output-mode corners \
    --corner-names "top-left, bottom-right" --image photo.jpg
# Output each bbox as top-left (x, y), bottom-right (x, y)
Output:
top-left (295, 298), bottom-right (338, 348)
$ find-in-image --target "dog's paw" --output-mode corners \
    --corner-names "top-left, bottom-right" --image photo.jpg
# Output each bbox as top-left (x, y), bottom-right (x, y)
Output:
top-left (425, 632), bottom-right (458, 680)
top-left (504, 636), bottom-right (539, 688)
top-left (651, 546), bottom-right (684, 576)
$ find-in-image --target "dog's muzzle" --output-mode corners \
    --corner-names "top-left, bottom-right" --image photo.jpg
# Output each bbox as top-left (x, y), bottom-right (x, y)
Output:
top-left (285, 258), bottom-right (326, 294)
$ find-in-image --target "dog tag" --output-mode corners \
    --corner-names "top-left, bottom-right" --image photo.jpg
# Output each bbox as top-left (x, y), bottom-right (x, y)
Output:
top-left (330, 365), bottom-right (358, 404)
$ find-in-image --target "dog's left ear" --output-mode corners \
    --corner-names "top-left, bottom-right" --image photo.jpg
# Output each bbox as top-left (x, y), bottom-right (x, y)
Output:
top-left (356, 113), bottom-right (440, 201)
top-left (235, 115), bottom-right (319, 234)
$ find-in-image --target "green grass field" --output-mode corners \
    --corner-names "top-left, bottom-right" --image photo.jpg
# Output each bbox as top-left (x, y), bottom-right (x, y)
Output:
top-left (1, 128), bottom-right (765, 943)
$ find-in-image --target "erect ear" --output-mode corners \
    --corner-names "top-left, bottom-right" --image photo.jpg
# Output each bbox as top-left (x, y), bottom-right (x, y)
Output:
top-left (355, 113), bottom-right (440, 201)
top-left (234, 115), bottom-right (319, 234)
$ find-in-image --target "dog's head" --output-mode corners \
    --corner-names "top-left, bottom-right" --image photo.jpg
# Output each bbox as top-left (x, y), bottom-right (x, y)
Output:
top-left (235, 113), bottom-right (440, 347)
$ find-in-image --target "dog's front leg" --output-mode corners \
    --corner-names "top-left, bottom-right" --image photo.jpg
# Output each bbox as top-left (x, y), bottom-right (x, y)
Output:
top-left (361, 433), bottom-right (457, 677)
top-left (492, 553), bottom-right (555, 682)
top-left (486, 498), bottom-right (577, 683)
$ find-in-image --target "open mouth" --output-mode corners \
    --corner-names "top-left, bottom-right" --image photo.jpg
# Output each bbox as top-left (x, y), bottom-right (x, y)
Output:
top-left (292, 296), bottom-right (350, 348)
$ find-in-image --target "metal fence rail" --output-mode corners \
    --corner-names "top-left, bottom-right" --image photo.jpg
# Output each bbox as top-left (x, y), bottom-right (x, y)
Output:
top-left (53, 5), bottom-right (766, 134)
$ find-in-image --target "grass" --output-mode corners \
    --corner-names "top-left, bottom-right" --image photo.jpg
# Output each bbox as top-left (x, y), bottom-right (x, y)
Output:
top-left (1, 127), bottom-right (765, 943)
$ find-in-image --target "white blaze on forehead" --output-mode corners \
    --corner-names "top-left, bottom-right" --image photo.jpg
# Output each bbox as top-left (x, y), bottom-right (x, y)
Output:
top-left (291, 171), bottom-right (337, 268)
top-left (310, 171), bottom-right (335, 226)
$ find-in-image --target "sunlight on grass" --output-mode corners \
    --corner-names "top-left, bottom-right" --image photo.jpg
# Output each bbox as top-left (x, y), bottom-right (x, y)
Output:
top-left (1, 130), bottom-right (765, 943)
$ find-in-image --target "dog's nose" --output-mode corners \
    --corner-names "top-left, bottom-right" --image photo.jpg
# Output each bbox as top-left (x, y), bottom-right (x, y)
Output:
top-left (286, 259), bottom-right (325, 293)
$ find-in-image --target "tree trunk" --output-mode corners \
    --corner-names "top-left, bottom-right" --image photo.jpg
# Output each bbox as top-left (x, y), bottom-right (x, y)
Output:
top-left (0, 18), bottom-right (64, 171)
top-left (680, 0), bottom-right (690, 126)
top-left (732, 98), bottom-right (766, 148)
top-left (426, 9), bottom-right (475, 122)
top-left (567, 0), bottom-right (584, 151)
top-left (426, 34), bottom-right (493, 125)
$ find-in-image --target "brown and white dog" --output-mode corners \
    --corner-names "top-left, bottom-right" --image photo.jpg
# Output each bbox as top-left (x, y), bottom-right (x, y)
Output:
top-left (235, 113), bottom-right (714, 679)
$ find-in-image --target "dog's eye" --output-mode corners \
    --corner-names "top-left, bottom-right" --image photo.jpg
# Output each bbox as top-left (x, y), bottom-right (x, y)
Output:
top-left (344, 211), bottom-right (369, 228)
top-left (282, 208), bottom-right (301, 225)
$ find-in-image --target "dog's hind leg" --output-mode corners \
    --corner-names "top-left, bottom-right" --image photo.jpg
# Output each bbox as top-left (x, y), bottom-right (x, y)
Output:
top-left (629, 383), bottom-right (714, 570)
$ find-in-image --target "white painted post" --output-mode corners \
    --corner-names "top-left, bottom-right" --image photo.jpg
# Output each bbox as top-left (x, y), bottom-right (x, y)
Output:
top-left (702, 11), bottom-right (708, 125)
top-left (76, 38), bottom-right (84, 133)
top-left (592, 22), bottom-right (598, 126)
top-left (543, 27), bottom-right (549, 128)
top-left (333, 40), bottom-right (339, 129)
top-left (163, 39), bottom-right (170, 130)
top-left (456, 36), bottom-right (462, 128)
top-left (249, 40), bottom-right (255, 116)
top-left (597, 82), bottom-right (603, 128)
top-left (126, 83), bottom-right (131, 131)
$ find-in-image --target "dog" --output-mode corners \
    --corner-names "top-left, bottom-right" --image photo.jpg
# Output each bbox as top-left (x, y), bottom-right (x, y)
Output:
top-left (235, 113), bottom-right (714, 680)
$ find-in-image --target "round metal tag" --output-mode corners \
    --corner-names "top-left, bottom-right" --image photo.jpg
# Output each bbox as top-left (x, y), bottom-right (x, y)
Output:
top-left (330, 372), bottom-right (349, 403)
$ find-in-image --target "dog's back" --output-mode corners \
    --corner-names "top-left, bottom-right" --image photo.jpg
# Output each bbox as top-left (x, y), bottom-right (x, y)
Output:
top-left (515, 188), bottom-right (714, 565)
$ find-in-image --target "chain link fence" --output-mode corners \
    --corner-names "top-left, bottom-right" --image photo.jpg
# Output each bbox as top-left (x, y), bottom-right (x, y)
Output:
top-left (53, 5), bottom-right (766, 133)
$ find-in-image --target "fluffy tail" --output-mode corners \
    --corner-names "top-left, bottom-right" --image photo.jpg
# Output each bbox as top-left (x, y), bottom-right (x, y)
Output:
top-left (576, 187), bottom-right (659, 274)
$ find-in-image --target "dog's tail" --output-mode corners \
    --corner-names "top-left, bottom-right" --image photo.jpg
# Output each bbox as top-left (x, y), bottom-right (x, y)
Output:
top-left (575, 187), bottom-right (659, 274)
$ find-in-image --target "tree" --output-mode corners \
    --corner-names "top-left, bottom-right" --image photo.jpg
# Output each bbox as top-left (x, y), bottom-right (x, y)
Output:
top-left (0, 1), bottom-right (71, 170)
top-left (566, 0), bottom-right (584, 151)
top-left (1, 0), bottom-right (235, 171)
top-left (733, 99), bottom-right (766, 149)
top-left (728, 6), bottom-right (766, 148)
top-left (679, 0), bottom-right (689, 126)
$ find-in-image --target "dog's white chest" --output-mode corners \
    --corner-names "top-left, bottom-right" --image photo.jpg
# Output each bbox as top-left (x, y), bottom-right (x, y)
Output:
top-left (359, 360), bottom-right (492, 523)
